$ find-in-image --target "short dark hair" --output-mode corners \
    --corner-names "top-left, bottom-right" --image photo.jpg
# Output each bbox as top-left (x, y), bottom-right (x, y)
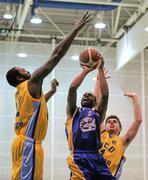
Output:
top-left (85, 92), bottom-right (96, 102)
top-left (105, 115), bottom-right (122, 129)
top-left (6, 67), bottom-right (20, 87)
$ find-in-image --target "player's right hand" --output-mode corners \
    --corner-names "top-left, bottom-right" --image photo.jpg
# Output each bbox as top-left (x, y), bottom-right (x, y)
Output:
top-left (74, 11), bottom-right (92, 31)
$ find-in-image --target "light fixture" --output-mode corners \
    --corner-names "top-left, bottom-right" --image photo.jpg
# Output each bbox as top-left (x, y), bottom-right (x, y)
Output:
top-left (30, 7), bottom-right (42, 24)
top-left (71, 55), bottom-right (79, 61)
top-left (17, 53), bottom-right (28, 58)
top-left (3, 12), bottom-right (13, 19)
top-left (94, 13), bottom-right (106, 29)
top-left (94, 21), bottom-right (106, 29)
top-left (3, 6), bottom-right (13, 19)
top-left (31, 14), bottom-right (42, 24)
top-left (144, 27), bottom-right (148, 32)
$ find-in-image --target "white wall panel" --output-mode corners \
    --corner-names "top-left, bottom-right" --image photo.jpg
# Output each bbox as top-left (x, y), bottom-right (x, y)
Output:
top-left (117, 12), bottom-right (148, 69)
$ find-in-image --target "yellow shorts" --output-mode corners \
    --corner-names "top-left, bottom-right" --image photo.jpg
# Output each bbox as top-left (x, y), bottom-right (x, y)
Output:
top-left (11, 135), bottom-right (43, 180)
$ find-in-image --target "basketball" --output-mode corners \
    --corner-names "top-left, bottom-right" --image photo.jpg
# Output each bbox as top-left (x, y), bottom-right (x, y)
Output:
top-left (79, 48), bottom-right (102, 68)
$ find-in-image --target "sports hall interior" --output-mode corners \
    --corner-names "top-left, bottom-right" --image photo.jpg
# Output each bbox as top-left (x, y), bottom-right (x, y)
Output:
top-left (0, 0), bottom-right (148, 180)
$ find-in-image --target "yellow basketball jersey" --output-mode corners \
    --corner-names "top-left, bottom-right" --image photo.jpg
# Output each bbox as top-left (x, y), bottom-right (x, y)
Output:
top-left (15, 80), bottom-right (48, 141)
top-left (65, 108), bottom-right (79, 152)
top-left (12, 80), bottom-right (48, 179)
top-left (65, 118), bottom-right (73, 151)
top-left (100, 131), bottom-right (126, 178)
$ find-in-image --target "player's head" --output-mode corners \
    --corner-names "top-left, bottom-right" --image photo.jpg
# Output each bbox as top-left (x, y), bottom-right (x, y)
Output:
top-left (6, 67), bottom-right (31, 87)
top-left (81, 92), bottom-right (96, 108)
top-left (105, 115), bottom-right (122, 135)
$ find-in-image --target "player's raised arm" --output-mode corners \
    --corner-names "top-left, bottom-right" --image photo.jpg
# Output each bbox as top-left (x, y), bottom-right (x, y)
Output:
top-left (67, 65), bottom-right (94, 119)
top-left (30, 12), bottom-right (92, 84)
top-left (96, 58), bottom-right (109, 124)
top-left (28, 12), bottom-right (91, 98)
top-left (122, 92), bottom-right (142, 148)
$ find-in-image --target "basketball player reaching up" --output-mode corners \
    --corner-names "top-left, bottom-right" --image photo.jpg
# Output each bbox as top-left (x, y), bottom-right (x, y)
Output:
top-left (65, 57), bottom-right (115, 180)
top-left (6, 12), bottom-right (91, 180)
top-left (99, 92), bottom-right (142, 179)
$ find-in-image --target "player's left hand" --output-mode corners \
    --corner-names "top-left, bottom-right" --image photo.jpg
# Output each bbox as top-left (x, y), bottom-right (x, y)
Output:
top-left (97, 55), bottom-right (104, 70)
top-left (51, 78), bottom-right (59, 92)
top-left (103, 68), bottom-right (111, 79)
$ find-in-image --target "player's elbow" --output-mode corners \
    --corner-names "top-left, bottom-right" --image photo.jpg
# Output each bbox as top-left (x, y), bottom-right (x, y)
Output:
top-left (101, 88), bottom-right (109, 96)
top-left (102, 94), bottom-right (109, 102)
top-left (136, 112), bottom-right (142, 124)
top-left (55, 46), bottom-right (66, 59)
top-left (69, 84), bottom-right (77, 91)
top-left (136, 118), bottom-right (142, 124)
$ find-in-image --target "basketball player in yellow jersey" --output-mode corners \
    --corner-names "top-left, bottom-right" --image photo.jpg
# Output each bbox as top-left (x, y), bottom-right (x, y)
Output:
top-left (6, 12), bottom-right (91, 180)
top-left (99, 92), bottom-right (142, 179)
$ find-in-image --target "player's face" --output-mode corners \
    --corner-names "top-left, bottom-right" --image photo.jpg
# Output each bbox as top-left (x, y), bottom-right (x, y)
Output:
top-left (81, 92), bottom-right (96, 108)
top-left (105, 118), bottom-right (121, 135)
top-left (15, 67), bottom-right (31, 80)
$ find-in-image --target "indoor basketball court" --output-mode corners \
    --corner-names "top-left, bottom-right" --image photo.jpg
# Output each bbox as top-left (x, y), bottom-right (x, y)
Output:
top-left (0, 0), bottom-right (147, 180)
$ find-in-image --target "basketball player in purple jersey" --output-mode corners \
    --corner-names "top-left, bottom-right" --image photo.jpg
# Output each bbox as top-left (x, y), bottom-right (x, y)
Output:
top-left (65, 57), bottom-right (115, 180)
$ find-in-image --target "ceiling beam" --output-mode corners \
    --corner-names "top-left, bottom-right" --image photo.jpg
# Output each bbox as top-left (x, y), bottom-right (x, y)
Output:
top-left (38, 8), bottom-right (65, 36)
top-left (17, 33), bottom-right (117, 43)
top-left (52, 0), bottom-right (140, 8)
top-left (111, 11), bottom-right (114, 37)
top-left (10, 4), bottom-right (23, 41)
top-left (15, 0), bottom-right (32, 41)
top-left (113, 5), bottom-right (121, 35)
top-left (105, 1), bottom-right (148, 47)
top-left (0, 0), bottom-right (140, 8)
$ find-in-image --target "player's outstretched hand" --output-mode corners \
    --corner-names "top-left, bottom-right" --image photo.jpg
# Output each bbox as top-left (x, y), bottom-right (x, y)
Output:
top-left (74, 11), bottom-right (92, 31)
